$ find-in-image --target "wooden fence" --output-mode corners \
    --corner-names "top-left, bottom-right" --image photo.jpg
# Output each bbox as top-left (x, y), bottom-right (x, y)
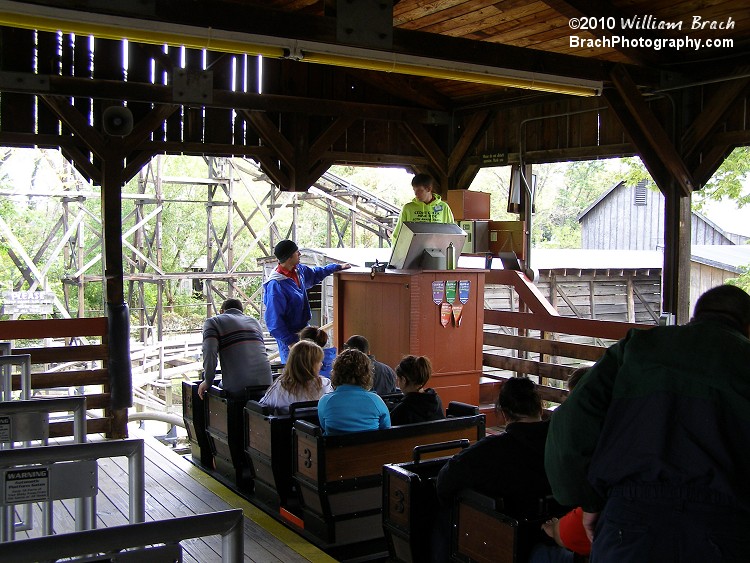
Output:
top-left (0, 317), bottom-right (119, 437)
top-left (482, 270), bottom-right (653, 407)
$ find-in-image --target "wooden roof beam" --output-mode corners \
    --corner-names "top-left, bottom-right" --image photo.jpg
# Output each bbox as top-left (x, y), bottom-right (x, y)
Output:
top-left (308, 117), bottom-right (355, 166)
top-left (605, 65), bottom-right (694, 196)
top-left (680, 68), bottom-right (750, 160)
top-left (448, 110), bottom-right (497, 190)
top-left (400, 120), bottom-right (448, 187)
top-left (448, 110), bottom-right (492, 178)
top-left (241, 110), bottom-right (294, 170)
top-left (0, 71), bottom-right (448, 124)
top-left (6, 0), bottom-right (623, 85)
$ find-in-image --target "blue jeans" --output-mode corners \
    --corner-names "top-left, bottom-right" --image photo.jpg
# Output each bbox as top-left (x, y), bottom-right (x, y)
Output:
top-left (591, 492), bottom-right (750, 563)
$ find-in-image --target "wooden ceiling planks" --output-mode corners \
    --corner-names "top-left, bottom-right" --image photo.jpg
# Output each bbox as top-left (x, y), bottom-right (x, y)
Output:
top-left (393, 0), bottom-right (488, 28)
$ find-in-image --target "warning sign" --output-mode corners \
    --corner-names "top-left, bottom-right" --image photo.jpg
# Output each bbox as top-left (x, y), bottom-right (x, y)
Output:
top-left (4, 467), bottom-right (49, 504)
top-left (0, 416), bottom-right (10, 442)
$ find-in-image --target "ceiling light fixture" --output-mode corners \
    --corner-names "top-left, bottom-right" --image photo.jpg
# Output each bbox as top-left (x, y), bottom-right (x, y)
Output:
top-left (300, 50), bottom-right (602, 97)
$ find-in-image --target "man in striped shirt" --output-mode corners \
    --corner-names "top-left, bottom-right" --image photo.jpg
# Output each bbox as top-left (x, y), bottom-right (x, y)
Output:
top-left (198, 298), bottom-right (273, 399)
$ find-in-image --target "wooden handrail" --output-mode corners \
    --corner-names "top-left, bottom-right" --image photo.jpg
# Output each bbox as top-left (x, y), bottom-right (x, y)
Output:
top-left (0, 317), bottom-right (107, 340)
top-left (482, 269), bottom-right (654, 405)
top-left (0, 316), bottom-right (115, 437)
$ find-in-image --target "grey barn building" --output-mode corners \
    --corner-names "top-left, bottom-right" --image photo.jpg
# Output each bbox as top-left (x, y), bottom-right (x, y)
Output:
top-left (578, 180), bottom-right (750, 309)
top-left (578, 181), bottom-right (747, 250)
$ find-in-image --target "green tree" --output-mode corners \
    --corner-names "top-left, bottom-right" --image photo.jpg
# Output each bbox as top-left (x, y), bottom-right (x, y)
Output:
top-left (534, 160), bottom-right (623, 248)
top-left (622, 147), bottom-right (750, 211)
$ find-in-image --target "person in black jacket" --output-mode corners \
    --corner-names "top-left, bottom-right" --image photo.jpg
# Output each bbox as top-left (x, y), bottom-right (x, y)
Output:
top-left (389, 355), bottom-right (445, 425)
top-left (436, 376), bottom-right (552, 509)
top-left (342, 334), bottom-right (398, 395)
top-left (430, 377), bottom-right (554, 563)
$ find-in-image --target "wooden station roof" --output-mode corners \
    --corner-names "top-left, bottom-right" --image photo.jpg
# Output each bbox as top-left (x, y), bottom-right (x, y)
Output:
top-left (238, 0), bottom-right (749, 105)
top-left (0, 0), bottom-right (747, 319)
top-left (0, 0), bottom-right (747, 193)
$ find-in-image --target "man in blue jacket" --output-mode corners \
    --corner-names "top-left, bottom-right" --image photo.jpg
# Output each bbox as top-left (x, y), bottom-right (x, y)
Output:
top-left (263, 240), bottom-right (350, 363)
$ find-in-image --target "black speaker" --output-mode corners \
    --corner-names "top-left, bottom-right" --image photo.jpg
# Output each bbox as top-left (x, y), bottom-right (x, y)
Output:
top-left (102, 106), bottom-right (133, 136)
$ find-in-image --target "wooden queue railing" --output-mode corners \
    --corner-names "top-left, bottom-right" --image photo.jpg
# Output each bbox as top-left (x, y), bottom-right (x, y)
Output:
top-left (0, 317), bottom-right (121, 437)
top-left (482, 270), bottom-right (653, 407)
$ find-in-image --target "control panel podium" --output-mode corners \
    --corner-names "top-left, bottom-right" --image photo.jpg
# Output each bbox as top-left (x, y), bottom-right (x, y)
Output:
top-left (333, 268), bottom-right (485, 407)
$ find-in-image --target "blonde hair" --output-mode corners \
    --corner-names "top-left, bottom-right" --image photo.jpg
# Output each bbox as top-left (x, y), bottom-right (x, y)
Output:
top-left (331, 348), bottom-right (373, 389)
top-left (396, 355), bottom-right (432, 388)
top-left (280, 340), bottom-right (324, 399)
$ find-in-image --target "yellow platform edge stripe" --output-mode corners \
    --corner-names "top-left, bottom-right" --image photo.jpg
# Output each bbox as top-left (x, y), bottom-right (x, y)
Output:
top-left (132, 429), bottom-right (338, 563)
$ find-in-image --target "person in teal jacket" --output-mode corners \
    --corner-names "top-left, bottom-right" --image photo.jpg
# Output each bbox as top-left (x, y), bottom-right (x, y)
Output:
top-left (545, 285), bottom-right (750, 563)
top-left (317, 348), bottom-right (391, 435)
top-left (263, 240), bottom-right (350, 363)
top-left (391, 173), bottom-right (455, 242)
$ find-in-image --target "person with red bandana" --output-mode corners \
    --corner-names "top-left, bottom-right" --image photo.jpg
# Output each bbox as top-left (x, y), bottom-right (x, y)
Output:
top-left (263, 240), bottom-right (350, 363)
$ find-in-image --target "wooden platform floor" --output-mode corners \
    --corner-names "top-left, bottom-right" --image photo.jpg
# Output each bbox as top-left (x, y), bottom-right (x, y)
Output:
top-left (6, 429), bottom-right (337, 563)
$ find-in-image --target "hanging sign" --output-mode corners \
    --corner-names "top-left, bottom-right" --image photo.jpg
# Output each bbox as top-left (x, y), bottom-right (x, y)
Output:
top-left (445, 281), bottom-right (457, 304)
top-left (452, 304), bottom-right (464, 326)
top-left (432, 281), bottom-right (445, 305)
top-left (480, 151), bottom-right (508, 167)
top-left (459, 280), bottom-right (471, 304)
top-left (440, 302), bottom-right (452, 327)
top-left (2, 291), bottom-right (55, 315)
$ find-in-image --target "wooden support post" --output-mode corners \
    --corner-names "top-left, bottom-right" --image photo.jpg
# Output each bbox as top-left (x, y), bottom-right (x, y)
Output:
top-left (626, 274), bottom-right (635, 323)
top-left (102, 151), bottom-right (131, 438)
top-left (102, 157), bottom-right (125, 307)
top-left (663, 188), bottom-right (692, 323)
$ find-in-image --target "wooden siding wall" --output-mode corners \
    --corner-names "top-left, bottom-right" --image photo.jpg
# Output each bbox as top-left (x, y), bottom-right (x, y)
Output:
top-left (581, 184), bottom-right (664, 250)
top-left (690, 263), bottom-right (737, 313)
top-left (473, 96), bottom-right (635, 162)
top-left (691, 216), bottom-right (735, 246)
top-left (581, 184), bottom-right (734, 250)
top-left (485, 271), bottom-right (661, 325)
top-left (265, 60), bottom-right (426, 159)
top-left (0, 29), bottom-right (426, 162)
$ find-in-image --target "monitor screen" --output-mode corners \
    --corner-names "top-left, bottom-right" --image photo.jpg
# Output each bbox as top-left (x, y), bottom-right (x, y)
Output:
top-left (388, 222), bottom-right (467, 270)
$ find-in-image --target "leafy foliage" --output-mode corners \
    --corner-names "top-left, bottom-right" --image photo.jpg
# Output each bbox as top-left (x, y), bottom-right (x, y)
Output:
top-left (622, 147), bottom-right (750, 211)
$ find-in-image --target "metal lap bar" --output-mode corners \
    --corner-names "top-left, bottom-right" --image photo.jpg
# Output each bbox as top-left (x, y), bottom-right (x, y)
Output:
top-left (0, 439), bottom-right (145, 543)
top-left (0, 508), bottom-right (244, 563)
top-left (0, 355), bottom-right (31, 402)
top-left (0, 396), bottom-right (88, 539)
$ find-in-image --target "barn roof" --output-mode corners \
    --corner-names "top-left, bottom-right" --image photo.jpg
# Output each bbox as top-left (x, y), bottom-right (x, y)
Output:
top-left (691, 245), bottom-right (750, 274)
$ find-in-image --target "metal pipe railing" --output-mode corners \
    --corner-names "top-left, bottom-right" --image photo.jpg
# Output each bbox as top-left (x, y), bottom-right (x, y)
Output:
top-left (0, 353), bottom-right (34, 541)
top-left (0, 354), bottom-right (31, 402)
top-left (0, 438), bottom-right (145, 540)
top-left (0, 396), bottom-right (89, 537)
top-left (0, 509), bottom-right (245, 563)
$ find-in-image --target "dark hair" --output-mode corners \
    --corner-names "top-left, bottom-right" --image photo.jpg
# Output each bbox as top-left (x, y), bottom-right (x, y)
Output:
top-left (411, 173), bottom-right (435, 190)
top-left (331, 348), bottom-right (373, 389)
top-left (692, 284), bottom-right (750, 333)
top-left (221, 298), bottom-right (243, 312)
top-left (299, 326), bottom-right (328, 347)
top-left (280, 340), bottom-right (324, 398)
top-left (567, 366), bottom-right (589, 391)
top-left (344, 334), bottom-right (370, 354)
top-left (396, 355), bottom-right (432, 388)
top-left (496, 377), bottom-right (542, 421)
